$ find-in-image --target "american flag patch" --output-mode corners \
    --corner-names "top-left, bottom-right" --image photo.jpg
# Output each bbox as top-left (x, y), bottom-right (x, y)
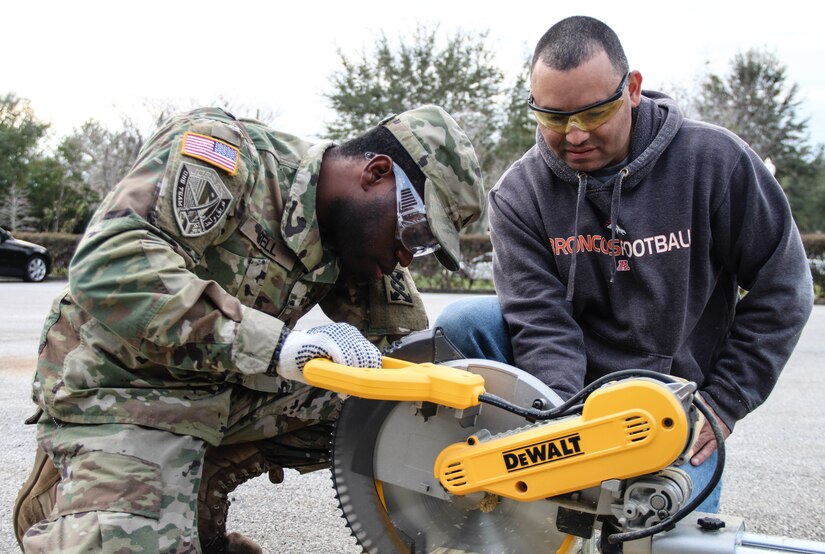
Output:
top-left (181, 132), bottom-right (240, 175)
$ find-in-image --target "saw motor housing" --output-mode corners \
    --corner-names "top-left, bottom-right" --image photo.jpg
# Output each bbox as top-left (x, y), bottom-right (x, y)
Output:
top-left (434, 378), bottom-right (698, 502)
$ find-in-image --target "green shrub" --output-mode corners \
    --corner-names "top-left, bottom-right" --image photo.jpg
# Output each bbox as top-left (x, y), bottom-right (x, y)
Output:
top-left (408, 234), bottom-right (494, 292)
top-left (802, 233), bottom-right (825, 258)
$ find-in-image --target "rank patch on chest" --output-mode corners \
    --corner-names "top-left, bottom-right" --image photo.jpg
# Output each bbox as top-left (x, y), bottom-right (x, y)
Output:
top-left (181, 132), bottom-right (240, 175)
top-left (384, 269), bottom-right (414, 306)
top-left (173, 163), bottom-right (234, 237)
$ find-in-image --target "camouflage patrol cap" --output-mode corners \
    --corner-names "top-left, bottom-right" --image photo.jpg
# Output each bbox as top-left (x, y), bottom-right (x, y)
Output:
top-left (380, 105), bottom-right (485, 271)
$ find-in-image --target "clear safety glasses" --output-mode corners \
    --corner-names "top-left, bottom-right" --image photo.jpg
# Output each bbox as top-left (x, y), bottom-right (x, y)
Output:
top-left (528, 72), bottom-right (630, 133)
top-left (393, 163), bottom-right (440, 257)
top-left (364, 152), bottom-right (440, 257)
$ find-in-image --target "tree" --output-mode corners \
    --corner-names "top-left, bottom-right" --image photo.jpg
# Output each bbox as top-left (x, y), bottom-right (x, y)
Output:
top-left (324, 25), bottom-right (505, 177)
top-left (26, 141), bottom-right (96, 233)
top-left (0, 93), bottom-right (49, 206)
top-left (781, 145), bottom-right (825, 232)
top-left (0, 183), bottom-right (36, 231)
top-left (493, 60), bottom-right (536, 180)
top-left (693, 49), bottom-right (811, 182)
top-left (23, 116), bottom-right (145, 234)
top-left (61, 119), bottom-right (143, 198)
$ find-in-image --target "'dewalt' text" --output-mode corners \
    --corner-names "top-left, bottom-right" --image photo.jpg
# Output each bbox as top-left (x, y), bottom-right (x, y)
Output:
top-left (503, 433), bottom-right (583, 472)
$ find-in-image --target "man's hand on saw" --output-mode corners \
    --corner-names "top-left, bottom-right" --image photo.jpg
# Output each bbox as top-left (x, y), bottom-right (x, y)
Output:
top-left (277, 323), bottom-right (382, 383)
top-left (690, 403), bottom-right (731, 466)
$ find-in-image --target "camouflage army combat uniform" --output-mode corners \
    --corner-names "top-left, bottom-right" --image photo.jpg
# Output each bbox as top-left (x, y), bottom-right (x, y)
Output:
top-left (23, 107), bottom-right (435, 552)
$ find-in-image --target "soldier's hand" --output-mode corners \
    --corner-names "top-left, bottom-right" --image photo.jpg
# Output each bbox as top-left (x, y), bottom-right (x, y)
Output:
top-left (277, 323), bottom-right (382, 383)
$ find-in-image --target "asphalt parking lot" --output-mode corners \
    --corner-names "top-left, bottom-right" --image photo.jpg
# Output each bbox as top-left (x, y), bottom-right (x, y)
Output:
top-left (1, 279), bottom-right (823, 552)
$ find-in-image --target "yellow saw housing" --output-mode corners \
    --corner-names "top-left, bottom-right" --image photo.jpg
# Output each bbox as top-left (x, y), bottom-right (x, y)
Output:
top-left (434, 379), bottom-right (691, 502)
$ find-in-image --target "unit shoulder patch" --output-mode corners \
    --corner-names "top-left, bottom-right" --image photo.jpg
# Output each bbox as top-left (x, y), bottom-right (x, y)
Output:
top-left (173, 163), bottom-right (234, 237)
top-left (181, 132), bottom-right (240, 175)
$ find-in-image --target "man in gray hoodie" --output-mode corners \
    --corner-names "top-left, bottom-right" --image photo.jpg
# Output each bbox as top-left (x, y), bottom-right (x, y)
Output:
top-left (435, 16), bottom-right (813, 513)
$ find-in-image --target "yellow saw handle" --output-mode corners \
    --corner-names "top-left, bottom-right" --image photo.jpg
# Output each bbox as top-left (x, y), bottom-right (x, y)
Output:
top-left (302, 356), bottom-right (486, 409)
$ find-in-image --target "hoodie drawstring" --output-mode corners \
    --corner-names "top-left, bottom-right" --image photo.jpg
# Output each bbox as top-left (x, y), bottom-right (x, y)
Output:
top-left (608, 168), bottom-right (628, 283)
top-left (566, 172), bottom-right (589, 302)
top-left (566, 168), bottom-right (628, 302)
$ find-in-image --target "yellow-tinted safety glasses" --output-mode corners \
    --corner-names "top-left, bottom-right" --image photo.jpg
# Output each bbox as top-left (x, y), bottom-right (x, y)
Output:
top-left (528, 72), bottom-right (630, 133)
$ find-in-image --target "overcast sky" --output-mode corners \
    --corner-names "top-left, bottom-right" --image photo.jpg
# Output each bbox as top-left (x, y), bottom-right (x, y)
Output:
top-left (4, 0), bottom-right (824, 149)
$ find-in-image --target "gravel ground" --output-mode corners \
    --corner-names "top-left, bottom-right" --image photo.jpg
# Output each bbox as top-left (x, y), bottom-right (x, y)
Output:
top-left (1, 282), bottom-right (823, 552)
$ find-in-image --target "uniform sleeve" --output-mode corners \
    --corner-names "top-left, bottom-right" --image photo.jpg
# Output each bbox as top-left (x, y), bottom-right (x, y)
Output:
top-left (490, 183), bottom-right (588, 399)
top-left (702, 146), bottom-right (813, 429)
top-left (69, 112), bottom-right (286, 376)
top-left (319, 267), bottom-right (429, 350)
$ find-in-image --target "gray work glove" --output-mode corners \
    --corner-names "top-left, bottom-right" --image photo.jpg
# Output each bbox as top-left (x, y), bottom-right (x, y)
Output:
top-left (277, 322), bottom-right (382, 383)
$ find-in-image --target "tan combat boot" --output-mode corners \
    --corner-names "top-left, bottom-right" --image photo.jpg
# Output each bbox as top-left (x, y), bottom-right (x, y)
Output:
top-left (12, 445), bottom-right (59, 549)
top-left (198, 442), bottom-right (284, 554)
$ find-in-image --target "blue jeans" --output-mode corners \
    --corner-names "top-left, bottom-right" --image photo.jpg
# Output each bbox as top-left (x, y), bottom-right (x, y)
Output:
top-left (433, 295), bottom-right (722, 514)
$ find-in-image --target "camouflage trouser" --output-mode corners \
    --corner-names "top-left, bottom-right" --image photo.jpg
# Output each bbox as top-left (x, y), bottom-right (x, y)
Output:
top-left (22, 383), bottom-right (341, 553)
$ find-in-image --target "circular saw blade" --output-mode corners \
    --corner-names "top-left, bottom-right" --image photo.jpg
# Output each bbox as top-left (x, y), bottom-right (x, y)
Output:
top-left (381, 480), bottom-right (561, 553)
top-left (332, 398), bottom-right (416, 554)
top-left (332, 359), bottom-right (569, 554)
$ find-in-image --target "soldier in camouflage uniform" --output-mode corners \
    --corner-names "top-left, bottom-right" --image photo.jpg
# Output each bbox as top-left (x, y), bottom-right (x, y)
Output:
top-left (14, 105), bottom-right (485, 553)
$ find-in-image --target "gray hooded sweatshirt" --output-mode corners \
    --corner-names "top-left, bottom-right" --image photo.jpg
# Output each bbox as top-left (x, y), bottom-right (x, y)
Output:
top-left (489, 91), bottom-right (813, 430)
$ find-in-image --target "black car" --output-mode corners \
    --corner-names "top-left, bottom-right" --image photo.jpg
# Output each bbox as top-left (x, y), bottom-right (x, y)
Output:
top-left (0, 227), bottom-right (51, 282)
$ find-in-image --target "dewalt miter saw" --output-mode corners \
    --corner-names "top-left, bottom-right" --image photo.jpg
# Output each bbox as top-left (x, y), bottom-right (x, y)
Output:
top-left (303, 328), bottom-right (825, 554)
